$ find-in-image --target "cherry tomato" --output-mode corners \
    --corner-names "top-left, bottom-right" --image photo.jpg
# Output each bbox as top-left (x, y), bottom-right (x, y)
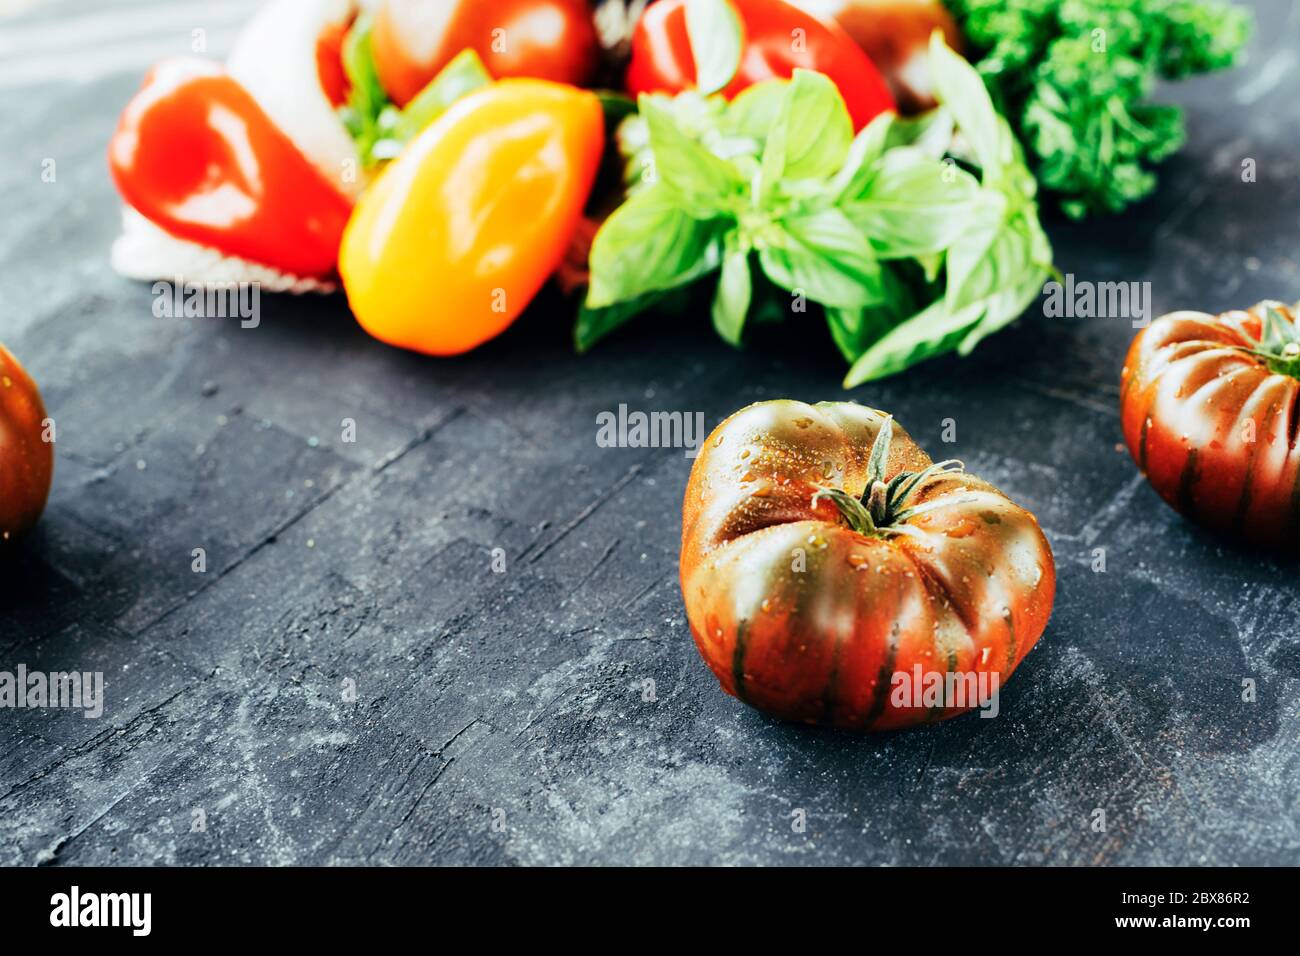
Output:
top-left (339, 79), bottom-right (604, 356)
top-left (681, 401), bottom-right (1055, 731)
top-left (316, 17), bottom-right (353, 108)
top-left (627, 0), bottom-right (895, 130)
top-left (108, 58), bottom-right (354, 278)
top-left (0, 345), bottom-right (54, 543)
top-left (371, 0), bottom-right (599, 107)
top-left (1121, 302), bottom-right (1300, 551)
top-left (791, 0), bottom-right (962, 112)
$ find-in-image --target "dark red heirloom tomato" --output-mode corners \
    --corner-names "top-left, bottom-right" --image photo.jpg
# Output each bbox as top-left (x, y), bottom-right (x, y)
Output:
top-left (0, 345), bottom-right (54, 543)
top-left (627, 0), bottom-right (895, 130)
top-left (372, 0), bottom-right (599, 107)
top-left (680, 401), bottom-right (1055, 731)
top-left (1120, 301), bottom-right (1300, 552)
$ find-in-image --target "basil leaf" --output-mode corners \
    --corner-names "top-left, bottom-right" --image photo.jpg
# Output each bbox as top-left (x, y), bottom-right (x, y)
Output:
top-left (586, 184), bottom-right (726, 308)
top-left (712, 237), bottom-right (753, 345)
top-left (943, 191), bottom-right (1008, 309)
top-left (640, 97), bottom-right (744, 211)
top-left (724, 81), bottom-right (787, 142)
top-left (759, 207), bottom-right (883, 309)
top-left (843, 297), bottom-right (985, 386)
top-left (760, 69), bottom-right (853, 191)
top-left (825, 307), bottom-right (865, 363)
top-left (596, 89), bottom-right (638, 125)
top-left (338, 14), bottom-right (389, 163)
top-left (827, 112), bottom-right (895, 201)
top-left (956, 260), bottom-right (1048, 355)
top-left (686, 0), bottom-right (744, 95)
top-left (929, 32), bottom-right (1006, 177)
top-left (844, 147), bottom-right (981, 259)
top-left (878, 107), bottom-right (956, 160)
top-left (575, 291), bottom-right (663, 353)
top-left (369, 48), bottom-right (493, 161)
top-left (387, 49), bottom-right (491, 146)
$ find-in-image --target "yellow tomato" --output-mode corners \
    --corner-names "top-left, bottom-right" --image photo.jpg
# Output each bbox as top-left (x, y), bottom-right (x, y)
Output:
top-left (339, 79), bottom-right (604, 356)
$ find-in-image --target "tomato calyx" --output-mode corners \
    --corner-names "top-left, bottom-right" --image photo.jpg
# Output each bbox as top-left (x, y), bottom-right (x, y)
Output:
top-left (1235, 301), bottom-right (1300, 379)
top-left (813, 415), bottom-right (967, 539)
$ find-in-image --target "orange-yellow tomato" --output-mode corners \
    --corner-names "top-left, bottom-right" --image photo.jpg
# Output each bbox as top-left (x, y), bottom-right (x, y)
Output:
top-left (339, 79), bottom-right (604, 356)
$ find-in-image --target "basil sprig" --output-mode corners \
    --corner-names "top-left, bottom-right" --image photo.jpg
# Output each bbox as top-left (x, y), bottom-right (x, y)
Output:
top-left (581, 34), bottom-right (1056, 385)
top-left (339, 16), bottom-right (491, 169)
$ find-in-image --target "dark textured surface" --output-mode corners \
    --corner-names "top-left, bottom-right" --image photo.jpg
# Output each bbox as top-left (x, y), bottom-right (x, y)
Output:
top-left (0, 0), bottom-right (1297, 866)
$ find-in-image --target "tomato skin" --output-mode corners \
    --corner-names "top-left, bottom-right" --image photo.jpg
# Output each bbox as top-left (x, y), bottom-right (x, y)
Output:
top-left (108, 58), bottom-right (353, 279)
top-left (626, 0), bottom-right (896, 131)
top-left (1120, 304), bottom-right (1300, 551)
top-left (680, 401), bottom-right (1055, 731)
top-left (790, 0), bottom-right (962, 112)
top-left (339, 80), bottom-right (604, 356)
top-left (0, 345), bottom-right (54, 543)
top-left (316, 18), bottom-right (353, 108)
top-left (371, 0), bottom-right (598, 107)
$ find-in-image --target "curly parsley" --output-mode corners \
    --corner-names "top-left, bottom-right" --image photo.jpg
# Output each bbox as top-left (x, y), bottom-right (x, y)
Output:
top-left (944, 0), bottom-right (1252, 219)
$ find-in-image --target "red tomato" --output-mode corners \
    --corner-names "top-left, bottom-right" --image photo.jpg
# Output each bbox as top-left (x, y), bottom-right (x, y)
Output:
top-left (790, 0), bottom-right (962, 112)
top-left (0, 345), bottom-right (54, 543)
top-left (371, 0), bottom-right (599, 107)
top-left (1121, 302), bottom-right (1300, 552)
top-left (680, 401), bottom-right (1055, 731)
top-left (316, 18), bottom-right (353, 108)
top-left (108, 58), bottom-right (353, 279)
top-left (627, 0), bottom-right (895, 130)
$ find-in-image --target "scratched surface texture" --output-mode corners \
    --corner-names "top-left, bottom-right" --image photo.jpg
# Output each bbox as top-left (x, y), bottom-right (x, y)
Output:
top-left (1, 0), bottom-right (1298, 867)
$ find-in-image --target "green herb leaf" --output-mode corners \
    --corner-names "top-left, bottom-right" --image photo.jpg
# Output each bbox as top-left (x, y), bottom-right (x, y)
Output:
top-left (685, 0), bottom-right (744, 95)
top-left (758, 207), bottom-right (882, 309)
top-left (724, 81), bottom-right (787, 141)
top-left (945, 0), bottom-right (1252, 218)
top-left (712, 236), bottom-right (753, 345)
top-left (843, 297), bottom-right (985, 387)
top-left (640, 97), bottom-right (744, 211)
top-left (338, 14), bottom-right (389, 163)
top-left (576, 292), bottom-right (663, 353)
top-left (843, 147), bottom-right (981, 259)
top-left (760, 69), bottom-right (853, 191)
top-left (929, 31), bottom-right (1006, 177)
top-left (386, 49), bottom-right (490, 145)
top-left (586, 184), bottom-right (726, 309)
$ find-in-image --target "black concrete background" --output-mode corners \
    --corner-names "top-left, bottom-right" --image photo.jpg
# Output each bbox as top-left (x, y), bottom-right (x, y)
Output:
top-left (0, 0), bottom-right (1296, 866)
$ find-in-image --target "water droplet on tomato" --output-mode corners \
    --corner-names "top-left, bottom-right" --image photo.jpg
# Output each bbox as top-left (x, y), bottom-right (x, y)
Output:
top-left (946, 517), bottom-right (977, 538)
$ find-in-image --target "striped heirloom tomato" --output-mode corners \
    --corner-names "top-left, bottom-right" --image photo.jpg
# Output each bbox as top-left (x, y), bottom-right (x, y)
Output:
top-left (680, 401), bottom-right (1055, 731)
top-left (0, 345), bottom-right (54, 543)
top-left (1121, 301), bottom-right (1300, 551)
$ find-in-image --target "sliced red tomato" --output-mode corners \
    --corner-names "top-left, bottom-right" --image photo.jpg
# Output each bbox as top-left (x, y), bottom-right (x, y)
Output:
top-left (108, 58), bottom-right (353, 278)
top-left (627, 0), bottom-right (895, 130)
